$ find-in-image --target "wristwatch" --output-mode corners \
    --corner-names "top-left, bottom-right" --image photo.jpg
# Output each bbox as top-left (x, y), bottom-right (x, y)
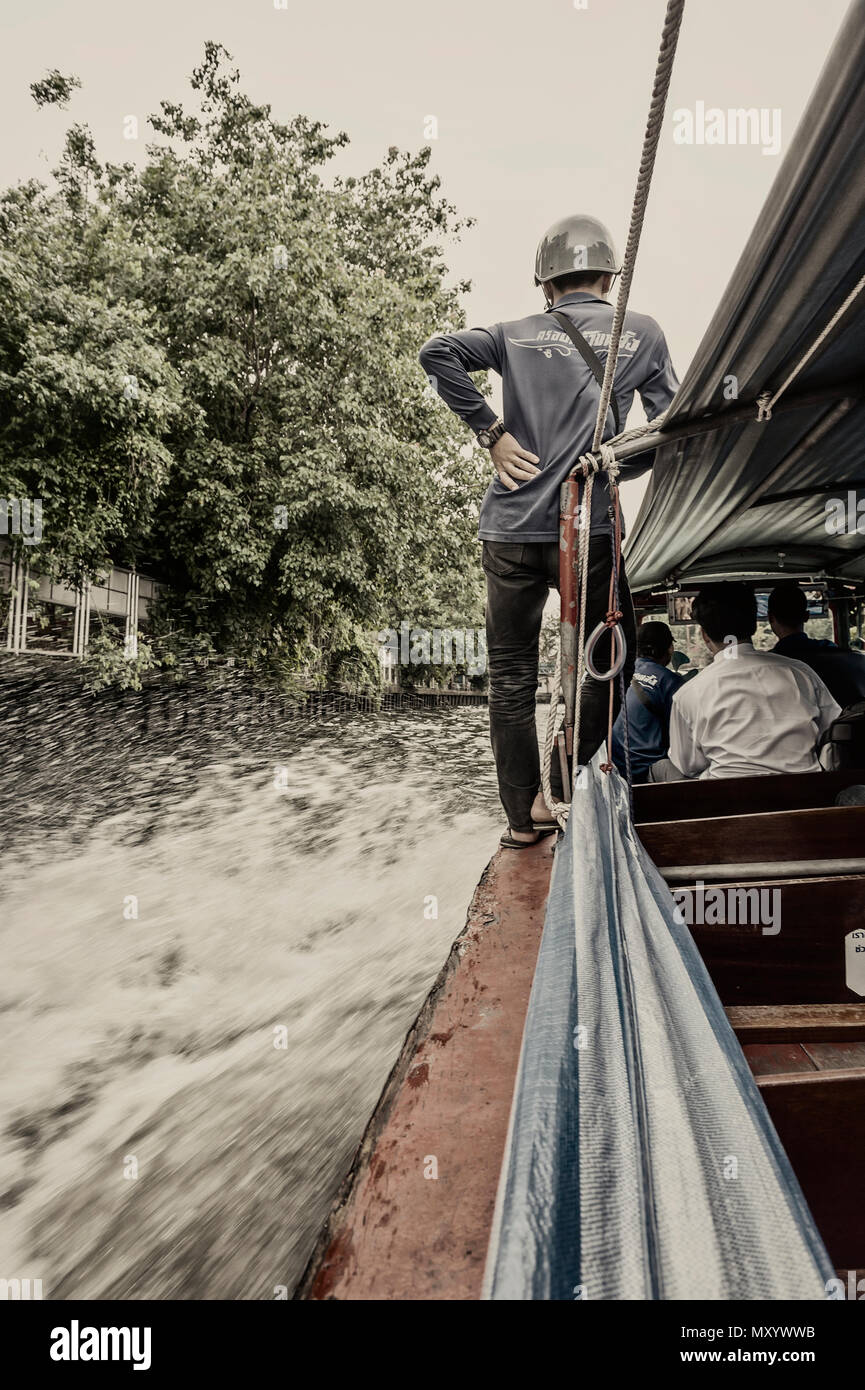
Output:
top-left (476, 419), bottom-right (506, 449)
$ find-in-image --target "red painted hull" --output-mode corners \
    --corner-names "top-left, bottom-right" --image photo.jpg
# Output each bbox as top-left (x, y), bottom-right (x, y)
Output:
top-left (296, 837), bottom-right (555, 1300)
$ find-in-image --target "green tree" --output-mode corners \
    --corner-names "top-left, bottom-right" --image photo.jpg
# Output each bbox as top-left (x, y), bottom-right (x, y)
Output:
top-left (0, 184), bottom-right (179, 580)
top-left (2, 44), bottom-right (489, 682)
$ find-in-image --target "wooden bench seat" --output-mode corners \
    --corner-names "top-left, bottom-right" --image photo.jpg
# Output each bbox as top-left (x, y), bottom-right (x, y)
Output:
top-left (633, 767), bottom-right (865, 825)
top-left (743, 1039), bottom-right (865, 1074)
top-left (727, 1003), bottom-right (865, 1042)
top-left (731, 1005), bottom-right (865, 1269)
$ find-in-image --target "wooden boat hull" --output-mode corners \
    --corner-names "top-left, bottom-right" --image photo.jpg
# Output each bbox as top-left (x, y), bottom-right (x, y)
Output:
top-left (298, 768), bottom-right (865, 1298)
top-left (296, 838), bottom-right (555, 1300)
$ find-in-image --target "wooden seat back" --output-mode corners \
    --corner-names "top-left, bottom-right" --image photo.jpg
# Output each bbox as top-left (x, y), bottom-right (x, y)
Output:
top-left (639, 805), bottom-right (865, 870)
top-left (680, 875), bottom-right (865, 1006)
top-left (633, 768), bottom-right (865, 824)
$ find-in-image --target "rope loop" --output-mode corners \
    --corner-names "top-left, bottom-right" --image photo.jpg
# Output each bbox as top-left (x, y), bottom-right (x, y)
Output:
top-left (584, 618), bottom-right (627, 681)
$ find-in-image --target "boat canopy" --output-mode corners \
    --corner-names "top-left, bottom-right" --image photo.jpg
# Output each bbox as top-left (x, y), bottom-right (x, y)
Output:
top-left (624, 0), bottom-right (865, 593)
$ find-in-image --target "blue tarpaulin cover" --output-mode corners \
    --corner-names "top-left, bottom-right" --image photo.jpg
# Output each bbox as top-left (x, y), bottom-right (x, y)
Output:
top-left (482, 756), bottom-right (834, 1300)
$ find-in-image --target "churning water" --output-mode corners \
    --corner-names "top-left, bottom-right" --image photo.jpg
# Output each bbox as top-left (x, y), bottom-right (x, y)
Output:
top-left (0, 688), bottom-right (502, 1298)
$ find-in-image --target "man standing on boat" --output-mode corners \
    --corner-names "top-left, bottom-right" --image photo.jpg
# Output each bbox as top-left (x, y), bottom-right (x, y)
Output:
top-left (419, 214), bottom-right (678, 844)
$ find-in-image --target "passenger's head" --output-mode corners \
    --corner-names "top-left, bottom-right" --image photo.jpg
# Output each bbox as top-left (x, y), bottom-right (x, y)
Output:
top-left (691, 583), bottom-right (757, 654)
top-left (767, 581), bottom-right (807, 639)
top-left (637, 621), bottom-right (674, 667)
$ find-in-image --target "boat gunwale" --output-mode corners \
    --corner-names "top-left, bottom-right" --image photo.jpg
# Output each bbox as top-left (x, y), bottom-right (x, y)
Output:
top-left (292, 856), bottom-right (498, 1298)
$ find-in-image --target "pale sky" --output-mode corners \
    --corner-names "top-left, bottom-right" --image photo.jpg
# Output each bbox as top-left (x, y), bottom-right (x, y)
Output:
top-left (0, 0), bottom-right (852, 524)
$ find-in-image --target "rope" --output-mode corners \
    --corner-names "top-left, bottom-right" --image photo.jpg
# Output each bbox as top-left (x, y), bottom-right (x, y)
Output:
top-left (539, 0), bottom-right (685, 826)
top-left (541, 466), bottom-right (596, 830)
top-left (540, 650), bottom-right (567, 826)
top-left (608, 407), bottom-right (670, 448)
top-left (572, 467), bottom-right (595, 761)
top-left (592, 0), bottom-right (687, 453)
top-left (604, 448), bottom-right (634, 807)
top-left (598, 478), bottom-right (625, 774)
top-left (602, 484), bottom-right (635, 817)
top-left (754, 268), bottom-right (865, 420)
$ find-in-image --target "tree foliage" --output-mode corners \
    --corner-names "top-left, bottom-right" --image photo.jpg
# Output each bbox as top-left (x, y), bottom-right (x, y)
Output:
top-left (1, 43), bottom-right (489, 683)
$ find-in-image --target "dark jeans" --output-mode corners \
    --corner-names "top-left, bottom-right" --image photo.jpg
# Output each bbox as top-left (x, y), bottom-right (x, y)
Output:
top-left (483, 536), bottom-right (637, 832)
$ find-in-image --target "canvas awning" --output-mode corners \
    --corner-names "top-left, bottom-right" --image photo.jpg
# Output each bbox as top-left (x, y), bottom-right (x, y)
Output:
top-left (623, 0), bottom-right (865, 593)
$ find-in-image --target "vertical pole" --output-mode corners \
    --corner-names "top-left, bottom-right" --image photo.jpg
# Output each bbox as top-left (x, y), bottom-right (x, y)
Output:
top-left (125, 569), bottom-right (139, 660)
top-left (73, 576), bottom-right (92, 656)
top-left (82, 578), bottom-right (91, 654)
top-left (559, 474), bottom-right (581, 779)
top-left (5, 557), bottom-right (17, 651)
top-left (20, 560), bottom-right (29, 651)
top-left (8, 557), bottom-right (30, 653)
top-left (73, 580), bottom-right (82, 655)
top-left (556, 730), bottom-right (571, 804)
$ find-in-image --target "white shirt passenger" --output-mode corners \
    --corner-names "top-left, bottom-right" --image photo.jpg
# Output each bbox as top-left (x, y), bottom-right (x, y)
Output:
top-left (669, 642), bottom-right (841, 779)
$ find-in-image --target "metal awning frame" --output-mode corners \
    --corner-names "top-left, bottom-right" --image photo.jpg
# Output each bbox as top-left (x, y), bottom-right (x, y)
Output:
top-left (584, 380), bottom-right (865, 472)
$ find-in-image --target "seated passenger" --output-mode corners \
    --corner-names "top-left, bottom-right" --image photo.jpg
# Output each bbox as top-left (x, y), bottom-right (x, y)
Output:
top-left (768, 581), bottom-right (865, 709)
top-left (648, 582), bottom-right (840, 781)
top-left (611, 621), bottom-right (683, 783)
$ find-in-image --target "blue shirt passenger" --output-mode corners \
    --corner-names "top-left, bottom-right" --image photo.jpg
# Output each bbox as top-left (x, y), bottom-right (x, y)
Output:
top-left (611, 622), bottom-right (683, 782)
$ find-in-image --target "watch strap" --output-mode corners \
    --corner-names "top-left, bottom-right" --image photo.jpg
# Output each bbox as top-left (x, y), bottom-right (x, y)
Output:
top-left (477, 419), bottom-right (505, 447)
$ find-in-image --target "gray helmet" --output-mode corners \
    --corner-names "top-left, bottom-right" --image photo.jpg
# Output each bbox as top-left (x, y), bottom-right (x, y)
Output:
top-left (534, 214), bottom-right (620, 285)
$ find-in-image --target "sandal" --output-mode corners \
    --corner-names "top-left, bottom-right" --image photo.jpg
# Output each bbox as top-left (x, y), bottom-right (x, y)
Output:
top-left (499, 826), bottom-right (557, 849)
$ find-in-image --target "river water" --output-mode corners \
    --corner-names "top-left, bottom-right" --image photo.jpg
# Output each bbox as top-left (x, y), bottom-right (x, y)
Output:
top-left (0, 700), bottom-right (505, 1299)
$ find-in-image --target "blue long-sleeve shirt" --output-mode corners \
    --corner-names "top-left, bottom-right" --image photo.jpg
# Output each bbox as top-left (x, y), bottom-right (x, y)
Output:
top-left (611, 657), bottom-right (684, 781)
top-left (419, 291), bottom-right (678, 542)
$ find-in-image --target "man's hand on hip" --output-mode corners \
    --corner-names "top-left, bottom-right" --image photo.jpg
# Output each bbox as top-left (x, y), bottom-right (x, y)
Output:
top-left (489, 433), bottom-right (540, 492)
